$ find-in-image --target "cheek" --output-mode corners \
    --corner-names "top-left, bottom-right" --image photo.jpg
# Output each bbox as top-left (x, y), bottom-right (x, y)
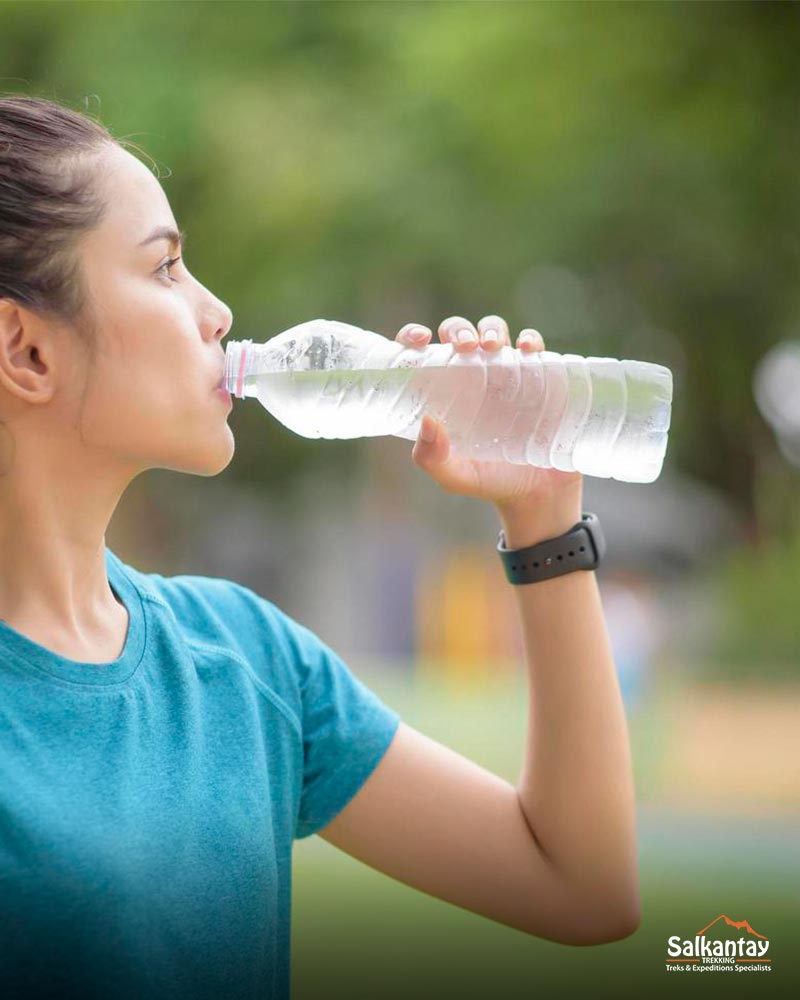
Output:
top-left (74, 366), bottom-right (233, 476)
top-left (95, 303), bottom-right (199, 408)
top-left (98, 274), bottom-right (190, 351)
top-left (76, 355), bottom-right (195, 454)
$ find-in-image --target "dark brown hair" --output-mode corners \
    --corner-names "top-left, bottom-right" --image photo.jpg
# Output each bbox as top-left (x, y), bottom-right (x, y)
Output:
top-left (0, 94), bottom-right (129, 340)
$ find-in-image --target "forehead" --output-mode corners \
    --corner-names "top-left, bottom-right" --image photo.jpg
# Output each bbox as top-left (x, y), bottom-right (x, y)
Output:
top-left (93, 146), bottom-right (176, 244)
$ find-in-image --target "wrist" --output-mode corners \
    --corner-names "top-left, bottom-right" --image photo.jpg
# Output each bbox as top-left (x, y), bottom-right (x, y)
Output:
top-left (495, 491), bottom-right (584, 549)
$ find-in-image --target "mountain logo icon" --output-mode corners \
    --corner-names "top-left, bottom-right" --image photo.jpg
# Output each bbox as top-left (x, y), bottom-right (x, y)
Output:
top-left (696, 914), bottom-right (766, 940)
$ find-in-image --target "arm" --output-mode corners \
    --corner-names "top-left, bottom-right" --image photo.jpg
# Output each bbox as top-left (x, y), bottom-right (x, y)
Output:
top-left (498, 490), bottom-right (640, 934)
top-left (319, 492), bottom-right (639, 945)
top-left (318, 316), bottom-right (640, 946)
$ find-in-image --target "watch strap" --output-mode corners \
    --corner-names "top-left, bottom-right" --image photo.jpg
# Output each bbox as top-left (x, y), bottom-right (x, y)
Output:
top-left (496, 512), bottom-right (605, 585)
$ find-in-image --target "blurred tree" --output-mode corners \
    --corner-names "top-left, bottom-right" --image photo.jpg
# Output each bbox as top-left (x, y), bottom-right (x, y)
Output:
top-left (1, 0), bottom-right (798, 526)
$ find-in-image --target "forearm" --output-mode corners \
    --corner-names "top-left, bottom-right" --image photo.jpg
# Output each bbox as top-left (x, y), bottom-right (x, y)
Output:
top-left (497, 494), bottom-right (640, 921)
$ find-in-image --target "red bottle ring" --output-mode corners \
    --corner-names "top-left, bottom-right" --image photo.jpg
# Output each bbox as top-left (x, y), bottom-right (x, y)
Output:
top-left (236, 343), bottom-right (248, 399)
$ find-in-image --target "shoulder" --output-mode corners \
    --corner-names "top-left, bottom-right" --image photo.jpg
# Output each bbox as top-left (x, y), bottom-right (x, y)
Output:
top-left (113, 551), bottom-right (286, 636)
top-left (110, 549), bottom-right (368, 707)
top-left (110, 549), bottom-right (312, 711)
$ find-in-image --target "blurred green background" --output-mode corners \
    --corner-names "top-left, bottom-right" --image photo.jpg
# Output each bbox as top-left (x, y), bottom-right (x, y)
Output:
top-left (2, 0), bottom-right (798, 994)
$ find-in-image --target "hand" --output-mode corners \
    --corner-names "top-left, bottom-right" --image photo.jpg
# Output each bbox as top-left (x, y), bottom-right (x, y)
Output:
top-left (395, 315), bottom-right (584, 543)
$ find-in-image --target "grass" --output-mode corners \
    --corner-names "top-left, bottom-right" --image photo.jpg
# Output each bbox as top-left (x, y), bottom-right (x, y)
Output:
top-left (292, 853), bottom-right (795, 999)
top-left (290, 665), bottom-right (799, 998)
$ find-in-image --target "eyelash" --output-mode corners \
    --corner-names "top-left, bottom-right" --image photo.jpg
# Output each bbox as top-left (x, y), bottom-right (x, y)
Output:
top-left (156, 256), bottom-right (182, 283)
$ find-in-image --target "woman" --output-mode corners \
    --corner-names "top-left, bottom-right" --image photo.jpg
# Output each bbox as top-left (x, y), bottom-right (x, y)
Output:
top-left (0, 96), bottom-right (639, 999)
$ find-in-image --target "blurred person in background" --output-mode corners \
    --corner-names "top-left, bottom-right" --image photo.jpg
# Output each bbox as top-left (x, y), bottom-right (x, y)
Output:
top-left (0, 95), bottom-right (639, 999)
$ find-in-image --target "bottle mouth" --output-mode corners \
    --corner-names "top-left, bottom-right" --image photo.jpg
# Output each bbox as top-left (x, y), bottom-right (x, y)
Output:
top-left (224, 339), bottom-right (253, 398)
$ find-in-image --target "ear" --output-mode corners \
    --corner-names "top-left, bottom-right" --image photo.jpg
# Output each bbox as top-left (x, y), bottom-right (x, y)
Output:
top-left (0, 299), bottom-right (59, 405)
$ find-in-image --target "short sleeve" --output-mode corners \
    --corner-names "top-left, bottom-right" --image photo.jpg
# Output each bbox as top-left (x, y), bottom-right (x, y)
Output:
top-left (276, 614), bottom-right (401, 841)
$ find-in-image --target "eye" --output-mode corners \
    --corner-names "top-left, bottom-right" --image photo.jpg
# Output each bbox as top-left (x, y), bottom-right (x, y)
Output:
top-left (156, 256), bottom-right (182, 283)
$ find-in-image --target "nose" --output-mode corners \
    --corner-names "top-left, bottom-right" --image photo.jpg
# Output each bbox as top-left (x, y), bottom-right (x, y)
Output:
top-left (202, 297), bottom-right (233, 344)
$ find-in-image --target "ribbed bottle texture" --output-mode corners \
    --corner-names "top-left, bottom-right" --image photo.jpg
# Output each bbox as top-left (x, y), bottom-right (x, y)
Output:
top-left (224, 319), bottom-right (673, 483)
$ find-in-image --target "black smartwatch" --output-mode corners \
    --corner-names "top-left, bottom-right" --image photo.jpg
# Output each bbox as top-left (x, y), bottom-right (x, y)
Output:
top-left (496, 512), bottom-right (605, 585)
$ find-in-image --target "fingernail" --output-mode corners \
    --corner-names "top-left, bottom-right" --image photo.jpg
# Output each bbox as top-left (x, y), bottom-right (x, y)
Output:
top-left (420, 417), bottom-right (436, 442)
top-left (483, 328), bottom-right (498, 343)
top-left (519, 331), bottom-right (542, 348)
top-left (457, 328), bottom-right (477, 343)
top-left (409, 329), bottom-right (428, 341)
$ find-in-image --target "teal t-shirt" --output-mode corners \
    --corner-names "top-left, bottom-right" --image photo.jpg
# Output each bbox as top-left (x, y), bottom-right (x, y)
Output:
top-left (0, 547), bottom-right (401, 999)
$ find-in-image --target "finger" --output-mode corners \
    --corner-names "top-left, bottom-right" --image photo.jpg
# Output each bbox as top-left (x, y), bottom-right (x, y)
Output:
top-left (413, 415), bottom-right (453, 474)
top-left (477, 315), bottom-right (510, 352)
top-left (438, 316), bottom-right (478, 351)
top-left (412, 415), bottom-right (483, 497)
top-left (517, 328), bottom-right (545, 353)
top-left (396, 323), bottom-right (432, 349)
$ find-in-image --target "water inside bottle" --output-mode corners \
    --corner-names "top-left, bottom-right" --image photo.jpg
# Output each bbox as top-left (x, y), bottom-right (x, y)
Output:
top-left (244, 357), bottom-right (671, 483)
top-left (249, 366), bottom-right (476, 440)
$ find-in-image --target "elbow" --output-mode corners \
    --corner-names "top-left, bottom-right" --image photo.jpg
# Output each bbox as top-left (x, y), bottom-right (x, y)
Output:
top-left (585, 904), bottom-right (641, 945)
top-left (532, 892), bottom-right (641, 947)
top-left (566, 896), bottom-right (642, 946)
top-left (619, 896), bottom-right (643, 939)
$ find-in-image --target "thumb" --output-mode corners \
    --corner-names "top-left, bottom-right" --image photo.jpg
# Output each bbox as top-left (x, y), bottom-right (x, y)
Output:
top-left (412, 414), bottom-right (451, 467)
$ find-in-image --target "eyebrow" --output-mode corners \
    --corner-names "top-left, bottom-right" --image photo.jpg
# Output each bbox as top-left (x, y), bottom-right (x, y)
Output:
top-left (138, 225), bottom-right (186, 250)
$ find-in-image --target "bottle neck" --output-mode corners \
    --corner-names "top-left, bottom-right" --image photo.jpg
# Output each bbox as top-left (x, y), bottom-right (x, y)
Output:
top-left (224, 339), bottom-right (254, 398)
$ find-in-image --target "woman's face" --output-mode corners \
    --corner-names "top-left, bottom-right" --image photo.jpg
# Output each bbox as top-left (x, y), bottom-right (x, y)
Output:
top-left (69, 143), bottom-right (235, 479)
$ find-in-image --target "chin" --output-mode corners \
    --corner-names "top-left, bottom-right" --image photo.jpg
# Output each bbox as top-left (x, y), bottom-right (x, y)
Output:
top-left (169, 436), bottom-right (236, 478)
top-left (201, 442), bottom-right (236, 477)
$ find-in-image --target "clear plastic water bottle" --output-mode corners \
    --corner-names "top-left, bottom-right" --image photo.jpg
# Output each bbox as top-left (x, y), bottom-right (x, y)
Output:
top-left (223, 319), bottom-right (673, 483)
